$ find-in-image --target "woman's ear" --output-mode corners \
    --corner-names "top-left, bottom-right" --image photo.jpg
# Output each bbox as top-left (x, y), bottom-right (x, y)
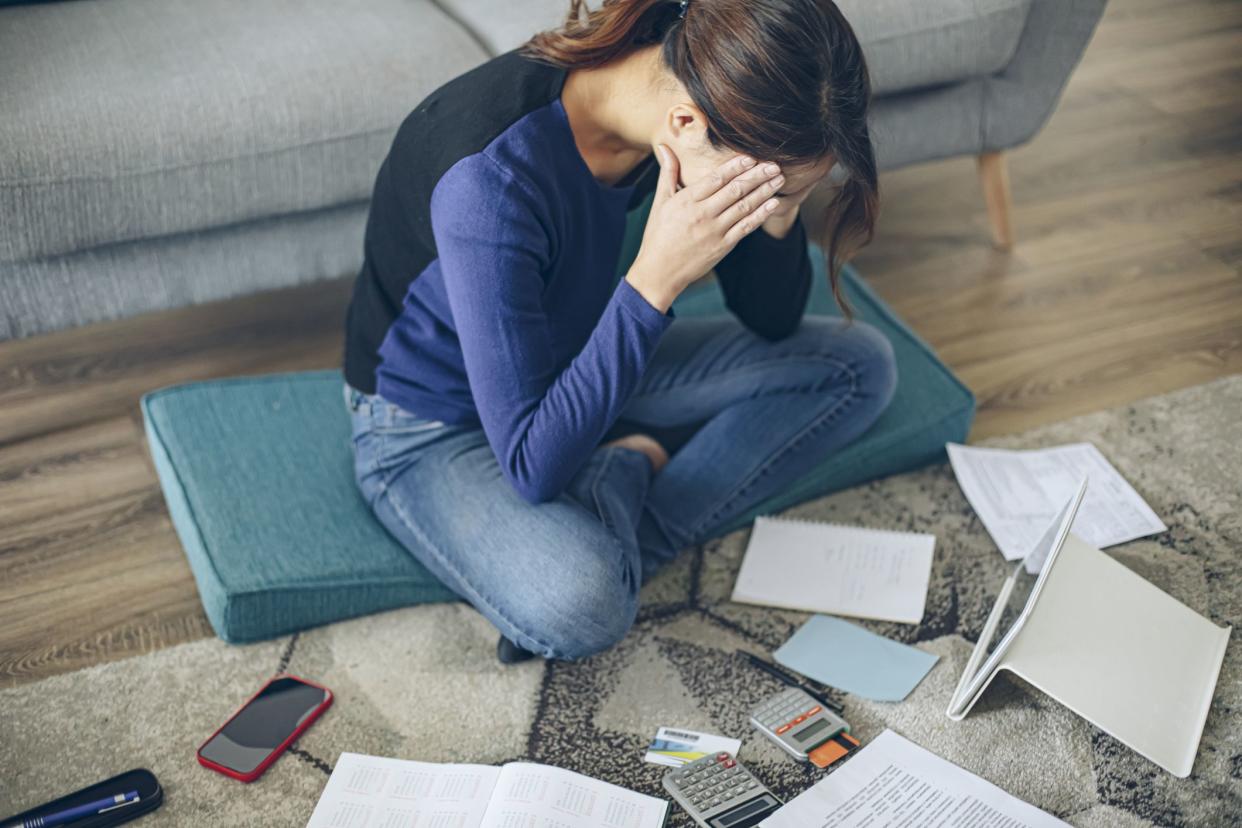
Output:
top-left (665, 102), bottom-right (706, 146)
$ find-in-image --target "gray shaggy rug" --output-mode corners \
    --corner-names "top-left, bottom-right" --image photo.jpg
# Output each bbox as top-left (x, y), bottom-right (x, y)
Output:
top-left (2, 376), bottom-right (1239, 827)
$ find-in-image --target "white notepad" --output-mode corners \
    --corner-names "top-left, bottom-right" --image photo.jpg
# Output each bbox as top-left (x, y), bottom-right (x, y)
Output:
top-left (731, 516), bottom-right (936, 624)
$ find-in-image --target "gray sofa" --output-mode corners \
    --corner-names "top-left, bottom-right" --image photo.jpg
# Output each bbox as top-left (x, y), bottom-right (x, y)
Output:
top-left (0, 0), bottom-right (1106, 340)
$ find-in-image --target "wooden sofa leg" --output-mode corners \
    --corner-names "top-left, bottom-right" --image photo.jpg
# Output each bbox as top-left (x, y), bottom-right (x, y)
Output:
top-left (977, 151), bottom-right (1015, 250)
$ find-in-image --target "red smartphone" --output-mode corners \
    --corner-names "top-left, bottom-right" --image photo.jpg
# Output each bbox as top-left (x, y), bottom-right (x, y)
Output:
top-left (197, 674), bottom-right (333, 783)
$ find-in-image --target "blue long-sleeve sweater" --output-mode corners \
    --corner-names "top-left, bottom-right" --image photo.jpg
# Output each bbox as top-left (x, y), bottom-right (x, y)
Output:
top-left (344, 49), bottom-right (812, 503)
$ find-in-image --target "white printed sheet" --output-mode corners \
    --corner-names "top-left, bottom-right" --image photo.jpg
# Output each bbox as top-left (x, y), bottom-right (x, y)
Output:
top-left (946, 442), bottom-right (1166, 570)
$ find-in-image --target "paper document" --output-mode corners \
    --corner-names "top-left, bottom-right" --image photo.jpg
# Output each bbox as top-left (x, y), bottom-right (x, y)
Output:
top-left (306, 754), bottom-right (498, 827)
top-left (774, 615), bottom-right (938, 702)
top-left (732, 516), bottom-right (935, 624)
top-left (307, 753), bottom-right (668, 828)
top-left (760, 729), bottom-right (1068, 827)
top-left (644, 726), bottom-right (742, 767)
top-left (947, 442), bottom-right (1165, 569)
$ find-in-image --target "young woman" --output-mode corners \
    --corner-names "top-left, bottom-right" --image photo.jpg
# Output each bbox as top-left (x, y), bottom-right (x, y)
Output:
top-left (343, 0), bottom-right (897, 663)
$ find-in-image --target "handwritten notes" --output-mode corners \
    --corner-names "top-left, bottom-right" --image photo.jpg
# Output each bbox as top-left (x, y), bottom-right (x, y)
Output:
top-left (732, 517), bottom-right (935, 624)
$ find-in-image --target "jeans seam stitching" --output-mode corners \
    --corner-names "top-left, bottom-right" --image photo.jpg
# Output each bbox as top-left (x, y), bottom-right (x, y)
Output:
top-left (629, 350), bottom-right (851, 403)
top-left (590, 447), bottom-right (618, 536)
top-left (685, 359), bottom-right (861, 541)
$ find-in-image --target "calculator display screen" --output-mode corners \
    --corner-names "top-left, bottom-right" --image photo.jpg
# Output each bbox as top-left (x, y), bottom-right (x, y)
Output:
top-left (709, 794), bottom-right (780, 828)
top-left (793, 717), bottom-right (831, 744)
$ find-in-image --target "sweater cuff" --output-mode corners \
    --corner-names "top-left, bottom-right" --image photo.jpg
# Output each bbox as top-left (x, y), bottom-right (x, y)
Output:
top-left (615, 276), bottom-right (677, 333)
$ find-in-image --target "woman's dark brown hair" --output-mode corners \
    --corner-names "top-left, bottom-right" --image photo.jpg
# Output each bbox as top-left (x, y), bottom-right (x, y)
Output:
top-left (523, 0), bottom-right (878, 313)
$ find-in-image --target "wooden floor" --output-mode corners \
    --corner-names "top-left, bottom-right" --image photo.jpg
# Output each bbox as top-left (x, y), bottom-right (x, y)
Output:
top-left (2, 0), bottom-right (1240, 688)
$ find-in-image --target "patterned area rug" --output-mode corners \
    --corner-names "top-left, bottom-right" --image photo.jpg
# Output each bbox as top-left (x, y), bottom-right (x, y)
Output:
top-left (2, 377), bottom-right (1239, 827)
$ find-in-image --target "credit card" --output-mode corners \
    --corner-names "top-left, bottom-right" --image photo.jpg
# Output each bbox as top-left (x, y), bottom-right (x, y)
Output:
top-left (644, 727), bottom-right (743, 767)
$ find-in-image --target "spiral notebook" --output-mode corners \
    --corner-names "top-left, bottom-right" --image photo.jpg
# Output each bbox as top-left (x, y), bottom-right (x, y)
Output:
top-left (732, 516), bottom-right (936, 624)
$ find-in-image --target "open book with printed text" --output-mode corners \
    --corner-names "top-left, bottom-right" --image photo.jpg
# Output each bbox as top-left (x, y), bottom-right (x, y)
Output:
top-left (306, 752), bottom-right (668, 828)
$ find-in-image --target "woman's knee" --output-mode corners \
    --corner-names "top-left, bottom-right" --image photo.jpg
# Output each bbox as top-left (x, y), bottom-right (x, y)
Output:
top-left (844, 320), bottom-right (898, 412)
top-left (493, 524), bottom-right (642, 661)
top-left (794, 317), bottom-right (898, 413)
top-left (514, 565), bottom-right (639, 660)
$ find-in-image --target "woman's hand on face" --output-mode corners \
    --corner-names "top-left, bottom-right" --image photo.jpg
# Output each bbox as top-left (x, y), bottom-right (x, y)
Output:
top-left (625, 145), bottom-right (785, 313)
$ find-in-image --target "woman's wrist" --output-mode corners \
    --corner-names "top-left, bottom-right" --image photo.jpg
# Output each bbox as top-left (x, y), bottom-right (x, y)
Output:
top-left (760, 204), bottom-right (801, 240)
top-left (623, 263), bottom-right (681, 314)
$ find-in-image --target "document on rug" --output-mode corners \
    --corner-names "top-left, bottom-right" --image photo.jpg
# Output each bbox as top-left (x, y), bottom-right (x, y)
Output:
top-left (307, 753), bottom-right (668, 828)
top-left (759, 729), bottom-right (1068, 827)
top-left (946, 442), bottom-right (1166, 569)
top-left (478, 762), bottom-right (667, 827)
top-left (306, 754), bottom-right (499, 827)
top-left (732, 516), bottom-right (935, 624)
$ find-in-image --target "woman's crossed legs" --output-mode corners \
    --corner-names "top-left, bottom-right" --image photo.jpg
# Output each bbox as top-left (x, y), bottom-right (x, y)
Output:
top-left (349, 315), bottom-right (897, 660)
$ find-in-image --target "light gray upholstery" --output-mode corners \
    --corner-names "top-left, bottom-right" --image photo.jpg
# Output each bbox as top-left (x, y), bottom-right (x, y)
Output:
top-left (0, 0), bottom-right (487, 266)
top-left (2, 203), bottom-right (369, 338)
top-left (0, 0), bottom-right (1106, 340)
top-left (438, 0), bottom-right (1033, 97)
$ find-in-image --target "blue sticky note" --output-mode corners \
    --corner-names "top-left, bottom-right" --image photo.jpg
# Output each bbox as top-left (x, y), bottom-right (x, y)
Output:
top-left (773, 615), bottom-right (939, 702)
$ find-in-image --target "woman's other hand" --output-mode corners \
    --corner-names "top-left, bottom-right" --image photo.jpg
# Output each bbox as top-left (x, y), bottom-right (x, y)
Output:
top-left (625, 145), bottom-right (784, 312)
top-left (760, 174), bottom-right (818, 240)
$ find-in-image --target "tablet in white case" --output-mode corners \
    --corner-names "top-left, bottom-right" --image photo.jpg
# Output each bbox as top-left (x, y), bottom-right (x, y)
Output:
top-left (948, 479), bottom-right (1231, 778)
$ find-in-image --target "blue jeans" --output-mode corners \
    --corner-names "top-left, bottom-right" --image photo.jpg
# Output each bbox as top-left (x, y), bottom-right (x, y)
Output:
top-left (348, 315), bottom-right (897, 660)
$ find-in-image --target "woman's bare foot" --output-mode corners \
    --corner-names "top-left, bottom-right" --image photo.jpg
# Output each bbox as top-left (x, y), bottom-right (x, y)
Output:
top-left (604, 433), bottom-right (669, 474)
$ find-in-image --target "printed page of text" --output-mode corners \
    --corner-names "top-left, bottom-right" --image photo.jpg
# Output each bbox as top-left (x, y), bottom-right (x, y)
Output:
top-left (946, 442), bottom-right (1165, 567)
top-left (761, 730), bottom-right (1067, 828)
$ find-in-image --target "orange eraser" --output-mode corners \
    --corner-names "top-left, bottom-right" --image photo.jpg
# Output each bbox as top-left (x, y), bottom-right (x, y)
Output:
top-left (808, 739), bottom-right (849, 768)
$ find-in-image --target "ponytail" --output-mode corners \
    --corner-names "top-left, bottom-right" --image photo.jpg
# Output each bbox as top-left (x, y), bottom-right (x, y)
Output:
top-left (524, 0), bottom-right (682, 69)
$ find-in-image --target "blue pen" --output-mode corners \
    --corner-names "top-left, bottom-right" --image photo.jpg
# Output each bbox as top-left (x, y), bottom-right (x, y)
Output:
top-left (21, 791), bottom-right (139, 828)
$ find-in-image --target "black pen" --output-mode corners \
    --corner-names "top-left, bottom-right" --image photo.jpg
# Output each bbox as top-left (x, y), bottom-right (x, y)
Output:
top-left (737, 650), bottom-right (845, 714)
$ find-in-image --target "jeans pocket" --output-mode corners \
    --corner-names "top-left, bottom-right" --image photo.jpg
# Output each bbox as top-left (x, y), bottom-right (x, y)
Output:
top-left (376, 413), bottom-right (447, 434)
top-left (373, 397), bottom-right (447, 434)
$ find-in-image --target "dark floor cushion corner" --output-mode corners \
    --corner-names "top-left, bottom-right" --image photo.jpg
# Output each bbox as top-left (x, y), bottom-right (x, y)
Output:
top-left (142, 251), bottom-right (973, 644)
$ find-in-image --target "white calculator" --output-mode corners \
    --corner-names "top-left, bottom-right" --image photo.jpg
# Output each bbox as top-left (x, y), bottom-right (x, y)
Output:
top-left (662, 751), bottom-right (782, 828)
top-left (749, 686), bottom-right (858, 766)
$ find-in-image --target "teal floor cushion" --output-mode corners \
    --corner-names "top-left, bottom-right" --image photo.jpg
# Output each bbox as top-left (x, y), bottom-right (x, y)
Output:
top-left (143, 251), bottom-right (973, 643)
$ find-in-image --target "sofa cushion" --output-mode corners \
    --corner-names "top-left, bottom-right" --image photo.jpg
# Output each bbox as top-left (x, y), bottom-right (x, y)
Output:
top-left (436, 0), bottom-right (1031, 96)
top-left (142, 252), bottom-right (972, 644)
top-left (0, 0), bottom-right (488, 265)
